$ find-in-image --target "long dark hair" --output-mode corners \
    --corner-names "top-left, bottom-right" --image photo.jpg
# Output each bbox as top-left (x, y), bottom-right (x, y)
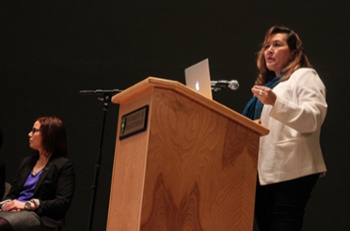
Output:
top-left (256, 25), bottom-right (312, 85)
top-left (34, 116), bottom-right (68, 158)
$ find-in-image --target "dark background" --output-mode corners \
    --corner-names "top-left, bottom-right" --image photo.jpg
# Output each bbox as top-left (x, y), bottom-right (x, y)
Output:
top-left (0, 1), bottom-right (349, 230)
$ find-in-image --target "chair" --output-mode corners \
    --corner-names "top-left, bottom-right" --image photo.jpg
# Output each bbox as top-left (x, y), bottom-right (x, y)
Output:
top-left (2, 182), bottom-right (11, 200)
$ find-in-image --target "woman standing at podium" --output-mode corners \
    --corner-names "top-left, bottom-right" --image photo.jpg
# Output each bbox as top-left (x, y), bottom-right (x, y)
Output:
top-left (243, 25), bottom-right (327, 231)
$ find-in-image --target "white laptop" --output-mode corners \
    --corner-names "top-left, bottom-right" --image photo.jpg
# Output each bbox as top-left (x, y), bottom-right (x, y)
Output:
top-left (184, 58), bottom-right (213, 99)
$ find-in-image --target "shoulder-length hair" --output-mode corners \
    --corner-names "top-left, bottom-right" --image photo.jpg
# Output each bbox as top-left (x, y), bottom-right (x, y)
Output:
top-left (35, 116), bottom-right (68, 158)
top-left (255, 25), bottom-right (312, 85)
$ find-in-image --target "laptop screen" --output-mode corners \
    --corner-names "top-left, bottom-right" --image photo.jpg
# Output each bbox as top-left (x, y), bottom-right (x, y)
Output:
top-left (184, 58), bottom-right (213, 99)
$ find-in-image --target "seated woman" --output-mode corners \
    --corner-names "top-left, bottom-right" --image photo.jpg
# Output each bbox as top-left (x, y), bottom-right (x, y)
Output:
top-left (0, 116), bottom-right (75, 231)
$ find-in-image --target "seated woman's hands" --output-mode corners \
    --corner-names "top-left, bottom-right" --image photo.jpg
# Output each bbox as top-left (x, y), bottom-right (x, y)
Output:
top-left (1, 200), bottom-right (25, 212)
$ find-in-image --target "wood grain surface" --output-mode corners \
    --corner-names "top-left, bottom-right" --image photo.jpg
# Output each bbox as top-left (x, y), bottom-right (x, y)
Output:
top-left (107, 79), bottom-right (264, 231)
top-left (139, 89), bottom-right (259, 230)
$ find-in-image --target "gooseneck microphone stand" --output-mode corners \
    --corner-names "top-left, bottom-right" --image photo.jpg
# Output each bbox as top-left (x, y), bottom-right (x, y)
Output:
top-left (79, 89), bottom-right (122, 231)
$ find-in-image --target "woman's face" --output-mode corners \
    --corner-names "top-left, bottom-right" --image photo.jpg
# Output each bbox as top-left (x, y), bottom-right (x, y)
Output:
top-left (264, 33), bottom-right (292, 76)
top-left (28, 121), bottom-right (43, 152)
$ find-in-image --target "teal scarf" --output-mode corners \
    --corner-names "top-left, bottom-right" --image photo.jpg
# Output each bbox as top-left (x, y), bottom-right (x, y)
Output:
top-left (242, 74), bottom-right (284, 120)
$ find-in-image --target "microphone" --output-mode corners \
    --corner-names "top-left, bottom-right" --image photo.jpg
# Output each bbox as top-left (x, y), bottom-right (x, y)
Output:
top-left (211, 80), bottom-right (239, 90)
top-left (79, 89), bottom-right (123, 95)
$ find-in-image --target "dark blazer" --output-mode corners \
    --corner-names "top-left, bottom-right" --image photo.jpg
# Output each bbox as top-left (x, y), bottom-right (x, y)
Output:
top-left (5, 154), bottom-right (75, 228)
top-left (0, 160), bottom-right (5, 199)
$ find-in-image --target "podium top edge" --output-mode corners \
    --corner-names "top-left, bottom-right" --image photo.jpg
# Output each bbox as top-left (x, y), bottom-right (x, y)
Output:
top-left (111, 77), bottom-right (185, 102)
top-left (112, 77), bottom-right (269, 136)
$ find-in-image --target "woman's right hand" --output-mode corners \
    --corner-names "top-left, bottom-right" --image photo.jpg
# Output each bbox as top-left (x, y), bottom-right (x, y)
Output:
top-left (252, 85), bottom-right (277, 106)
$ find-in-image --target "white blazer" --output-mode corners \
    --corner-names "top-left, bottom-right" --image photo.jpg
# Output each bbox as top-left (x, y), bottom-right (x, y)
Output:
top-left (258, 68), bottom-right (327, 185)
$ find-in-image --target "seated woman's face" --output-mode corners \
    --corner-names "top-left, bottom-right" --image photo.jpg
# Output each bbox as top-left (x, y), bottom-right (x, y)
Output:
top-left (28, 121), bottom-right (43, 152)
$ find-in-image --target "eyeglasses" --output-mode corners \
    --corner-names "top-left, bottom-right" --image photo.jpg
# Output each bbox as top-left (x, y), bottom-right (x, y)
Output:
top-left (31, 128), bottom-right (41, 134)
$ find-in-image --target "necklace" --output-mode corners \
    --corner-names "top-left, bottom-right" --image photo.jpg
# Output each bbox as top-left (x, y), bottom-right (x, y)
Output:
top-left (32, 165), bottom-right (45, 176)
top-left (33, 152), bottom-right (51, 175)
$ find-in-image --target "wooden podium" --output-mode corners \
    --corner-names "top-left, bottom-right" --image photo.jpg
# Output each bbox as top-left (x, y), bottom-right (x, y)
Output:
top-left (106, 77), bottom-right (269, 231)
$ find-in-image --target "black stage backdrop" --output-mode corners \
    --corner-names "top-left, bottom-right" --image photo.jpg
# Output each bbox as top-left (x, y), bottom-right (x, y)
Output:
top-left (0, 1), bottom-right (349, 230)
